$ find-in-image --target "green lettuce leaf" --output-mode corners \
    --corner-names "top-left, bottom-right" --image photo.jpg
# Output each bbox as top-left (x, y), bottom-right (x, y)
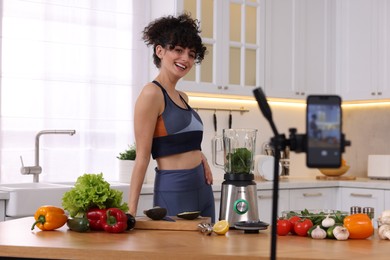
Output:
top-left (62, 173), bottom-right (129, 217)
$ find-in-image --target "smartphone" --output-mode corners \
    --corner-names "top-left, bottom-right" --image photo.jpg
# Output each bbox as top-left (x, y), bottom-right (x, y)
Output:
top-left (306, 95), bottom-right (342, 168)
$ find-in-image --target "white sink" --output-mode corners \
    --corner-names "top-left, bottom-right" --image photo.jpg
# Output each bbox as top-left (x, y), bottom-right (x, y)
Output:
top-left (0, 183), bottom-right (73, 218)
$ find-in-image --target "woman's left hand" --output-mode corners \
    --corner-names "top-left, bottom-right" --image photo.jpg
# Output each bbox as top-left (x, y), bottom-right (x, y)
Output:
top-left (201, 153), bottom-right (213, 185)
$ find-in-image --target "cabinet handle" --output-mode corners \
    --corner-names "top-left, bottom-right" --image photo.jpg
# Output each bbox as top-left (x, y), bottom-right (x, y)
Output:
top-left (300, 92), bottom-right (305, 96)
top-left (295, 92), bottom-right (300, 95)
top-left (350, 193), bottom-right (373, 198)
top-left (378, 92), bottom-right (382, 95)
top-left (371, 92), bottom-right (376, 95)
top-left (223, 86), bottom-right (229, 90)
top-left (217, 86), bottom-right (222, 89)
top-left (303, 192), bottom-right (322, 197)
top-left (258, 195), bottom-right (273, 199)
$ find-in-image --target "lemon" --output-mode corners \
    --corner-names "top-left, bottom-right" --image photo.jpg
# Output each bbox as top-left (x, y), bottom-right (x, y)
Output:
top-left (213, 220), bottom-right (229, 235)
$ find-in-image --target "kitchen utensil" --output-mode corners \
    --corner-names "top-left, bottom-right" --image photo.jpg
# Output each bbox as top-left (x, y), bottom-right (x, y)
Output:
top-left (254, 155), bottom-right (282, 181)
top-left (234, 220), bottom-right (269, 234)
top-left (197, 222), bottom-right (213, 235)
top-left (318, 165), bottom-right (350, 176)
top-left (228, 111), bottom-right (232, 129)
top-left (212, 128), bottom-right (260, 227)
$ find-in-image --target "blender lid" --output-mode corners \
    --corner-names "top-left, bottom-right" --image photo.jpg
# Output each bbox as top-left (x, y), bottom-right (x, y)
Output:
top-left (234, 220), bottom-right (269, 231)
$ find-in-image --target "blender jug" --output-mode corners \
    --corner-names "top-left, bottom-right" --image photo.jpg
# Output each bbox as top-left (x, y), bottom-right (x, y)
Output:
top-left (213, 128), bottom-right (257, 175)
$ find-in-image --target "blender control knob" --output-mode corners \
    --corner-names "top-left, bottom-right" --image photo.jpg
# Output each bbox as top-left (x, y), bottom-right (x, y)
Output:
top-left (234, 199), bottom-right (249, 215)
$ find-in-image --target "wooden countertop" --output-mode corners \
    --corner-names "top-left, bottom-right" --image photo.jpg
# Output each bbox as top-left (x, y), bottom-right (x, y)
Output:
top-left (0, 217), bottom-right (390, 259)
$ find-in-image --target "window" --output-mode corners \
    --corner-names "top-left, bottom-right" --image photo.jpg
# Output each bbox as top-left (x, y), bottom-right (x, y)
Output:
top-left (0, 0), bottom-right (148, 183)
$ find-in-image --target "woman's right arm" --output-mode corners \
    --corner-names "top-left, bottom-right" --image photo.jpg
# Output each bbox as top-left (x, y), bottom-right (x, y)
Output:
top-left (127, 84), bottom-right (162, 216)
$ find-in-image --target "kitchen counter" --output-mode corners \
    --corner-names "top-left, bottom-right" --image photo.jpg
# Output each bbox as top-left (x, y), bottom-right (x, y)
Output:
top-left (0, 217), bottom-right (389, 259)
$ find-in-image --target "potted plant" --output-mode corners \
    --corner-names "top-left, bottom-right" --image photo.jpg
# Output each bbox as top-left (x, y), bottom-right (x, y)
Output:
top-left (117, 144), bottom-right (136, 183)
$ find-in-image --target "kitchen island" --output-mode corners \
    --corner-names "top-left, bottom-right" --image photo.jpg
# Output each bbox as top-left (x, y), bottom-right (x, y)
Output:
top-left (0, 217), bottom-right (389, 259)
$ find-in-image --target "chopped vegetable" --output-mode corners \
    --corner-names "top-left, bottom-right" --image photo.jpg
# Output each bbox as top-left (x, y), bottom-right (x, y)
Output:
top-left (226, 148), bottom-right (252, 174)
top-left (62, 173), bottom-right (128, 218)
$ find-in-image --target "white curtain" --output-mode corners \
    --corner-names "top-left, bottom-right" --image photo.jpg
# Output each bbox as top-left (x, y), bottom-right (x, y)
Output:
top-left (0, 0), bottom-right (149, 183)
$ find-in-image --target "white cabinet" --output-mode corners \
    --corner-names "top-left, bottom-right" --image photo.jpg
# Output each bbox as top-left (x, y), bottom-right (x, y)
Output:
top-left (339, 187), bottom-right (385, 222)
top-left (289, 188), bottom-right (338, 210)
top-left (338, 0), bottom-right (390, 101)
top-left (0, 200), bottom-right (5, 222)
top-left (176, 0), bottom-right (265, 96)
top-left (137, 194), bottom-right (153, 217)
top-left (265, 0), bottom-right (336, 99)
top-left (384, 190), bottom-right (390, 210)
top-left (257, 189), bottom-right (289, 224)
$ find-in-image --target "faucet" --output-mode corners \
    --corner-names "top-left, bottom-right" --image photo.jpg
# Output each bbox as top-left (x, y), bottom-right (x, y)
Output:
top-left (20, 130), bottom-right (76, 183)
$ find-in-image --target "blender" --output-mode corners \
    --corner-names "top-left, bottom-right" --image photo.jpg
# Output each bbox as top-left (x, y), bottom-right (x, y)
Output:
top-left (213, 129), bottom-right (268, 231)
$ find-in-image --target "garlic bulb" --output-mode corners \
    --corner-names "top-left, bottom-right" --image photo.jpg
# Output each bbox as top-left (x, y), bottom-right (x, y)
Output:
top-left (380, 210), bottom-right (390, 224)
top-left (333, 226), bottom-right (349, 241)
top-left (311, 225), bottom-right (327, 239)
top-left (378, 224), bottom-right (390, 240)
top-left (321, 214), bottom-right (336, 228)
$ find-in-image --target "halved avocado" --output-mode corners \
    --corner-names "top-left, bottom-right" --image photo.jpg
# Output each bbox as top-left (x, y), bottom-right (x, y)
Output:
top-left (144, 207), bottom-right (167, 220)
top-left (177, 211), bottom-right (201, 220)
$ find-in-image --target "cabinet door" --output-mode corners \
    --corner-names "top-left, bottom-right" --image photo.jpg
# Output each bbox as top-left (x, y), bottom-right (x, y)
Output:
top-left (289, 188), bottom-right (337, 210)
top-left (137, 194), bottom-right (153, 217)
top-left (385, 191), bottom-right (390, 210)
top-left (338, 0), bottom-right (390, 100)
top-left (257, 189), bottom-right (289, 224)
top-left (339, 188), bottom-right (384, 222)
top-left (265, 0), bottom-right (335, 99)
top-left (0, 200), bottom-right (5, 222)
top-left (177, 0), bottom-right (265, 96)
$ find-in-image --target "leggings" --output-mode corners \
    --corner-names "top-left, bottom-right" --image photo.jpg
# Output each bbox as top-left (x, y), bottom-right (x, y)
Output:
top-left (154, 163), bottom-right (215, 223)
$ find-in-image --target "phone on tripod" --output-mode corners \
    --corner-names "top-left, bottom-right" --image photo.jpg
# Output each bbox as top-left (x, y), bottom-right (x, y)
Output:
top-left (306, 95), bottom-right (342, 168)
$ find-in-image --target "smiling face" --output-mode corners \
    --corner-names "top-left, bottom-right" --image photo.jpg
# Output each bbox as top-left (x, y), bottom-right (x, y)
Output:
top-left (156, 45), bottom-right (196, 79)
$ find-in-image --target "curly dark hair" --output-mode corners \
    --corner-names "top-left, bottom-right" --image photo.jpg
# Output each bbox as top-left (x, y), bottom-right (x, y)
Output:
top-left (142, 13), bottom-right (207, 68)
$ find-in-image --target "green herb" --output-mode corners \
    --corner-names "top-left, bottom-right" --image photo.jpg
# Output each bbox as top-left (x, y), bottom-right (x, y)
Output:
top-left (117, 144), bottom-right (136, 160)
top-left (62, 173), bottom-right (129, 218)
top-left (285, 209), bottom-right (347, 226)
top-left (226, 147), bottom-right (252, 174)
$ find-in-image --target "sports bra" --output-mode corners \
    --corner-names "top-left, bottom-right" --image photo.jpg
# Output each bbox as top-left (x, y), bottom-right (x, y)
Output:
top-left (151, 81), bottom-right (203, 159)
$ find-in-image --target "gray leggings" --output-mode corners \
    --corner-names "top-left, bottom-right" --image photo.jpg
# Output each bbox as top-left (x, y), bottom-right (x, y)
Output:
top-left (154, 163), bottom-right (215, 223)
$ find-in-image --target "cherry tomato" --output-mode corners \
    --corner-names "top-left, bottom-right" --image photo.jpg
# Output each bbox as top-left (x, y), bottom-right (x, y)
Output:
top-left (288, 216), bottom-right (301, 234)
top-left (294, 219), bottom-right (313, 237)
top-left (277, 219), bottom-right (291, 236)
top-left (344, 213), bottom-right (374, 239)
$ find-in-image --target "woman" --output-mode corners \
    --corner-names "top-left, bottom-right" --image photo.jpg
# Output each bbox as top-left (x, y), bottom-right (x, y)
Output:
top-left (128, 13), bottom-right (215, 222)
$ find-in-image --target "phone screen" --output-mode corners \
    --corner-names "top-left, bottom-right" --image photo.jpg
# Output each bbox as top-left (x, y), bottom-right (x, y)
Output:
top-left (306, 95), bottom-right (342, 168)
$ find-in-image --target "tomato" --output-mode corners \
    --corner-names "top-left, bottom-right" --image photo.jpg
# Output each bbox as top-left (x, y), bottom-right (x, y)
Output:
top-left (343, 213), bottom-right (374, 239)
top-left (294, 219), bottom-right (313, 237)
top-left (288, 216), bottom-right (301, 234)
top-left (277, 219), bottom-right (291, 236)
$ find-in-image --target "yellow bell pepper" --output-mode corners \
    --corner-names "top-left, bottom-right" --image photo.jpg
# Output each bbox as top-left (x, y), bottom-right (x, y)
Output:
top-left (31, 205), bottom-right (68, 231)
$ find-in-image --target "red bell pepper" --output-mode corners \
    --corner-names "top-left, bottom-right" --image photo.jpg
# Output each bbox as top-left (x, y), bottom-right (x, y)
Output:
top-left (101, 208), bottom-right (128, 233)
top-left (86, 208), bottom-right (107, 231)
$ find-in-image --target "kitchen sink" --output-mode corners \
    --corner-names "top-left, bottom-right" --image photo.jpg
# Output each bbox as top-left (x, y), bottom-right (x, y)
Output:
top-left (0, 183), bottom-right (73, 218)
top-left (0, 181), bottom-right (130, 219)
